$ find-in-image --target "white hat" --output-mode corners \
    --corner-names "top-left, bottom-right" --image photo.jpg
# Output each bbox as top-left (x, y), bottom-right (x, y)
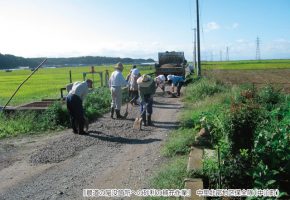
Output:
top-left (158, 75), bottom-right (166, 81)
top-left (167, 75), bottom-right (173, 80)
top-left (132, 68), bottom-right (140, 76)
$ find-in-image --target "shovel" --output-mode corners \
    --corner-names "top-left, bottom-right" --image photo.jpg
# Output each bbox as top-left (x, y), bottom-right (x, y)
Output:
top-left (123, 101), bottom-right (129, 118)
top-left (133, 103), bottom-right (146, 130)
top-left (84, 117), bottom-right (89, 132)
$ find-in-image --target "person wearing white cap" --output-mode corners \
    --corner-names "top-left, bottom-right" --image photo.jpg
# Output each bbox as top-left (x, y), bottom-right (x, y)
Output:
top-left (167, 74), bottom-right (185, 97)
top-left (128, 68), bottom-right (141, 105)
top-left (155, 74), bottom-right (166, 92)
top-left (109, 62), bottom-right (128, 119)
top-left (66, 79), bottom-right (93, 135)
top-left (137, 74), bottom-right (156, 126)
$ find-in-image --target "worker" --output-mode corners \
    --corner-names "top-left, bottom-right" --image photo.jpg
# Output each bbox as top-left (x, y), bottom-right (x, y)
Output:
top-left (126, 64), bottom-right (137, 81)
top-left (167, 74), bottom-right (185, 97)
top-left (128, 68), bottom-right (141, 106)
top-left (66, 79), bottom-right (93, 135)
top-left (155, 74), bottom-right (166, 93)
top-left (109, 62), bottom-right (128, 119)
top-left (137, 74), bottom-right (156, 126)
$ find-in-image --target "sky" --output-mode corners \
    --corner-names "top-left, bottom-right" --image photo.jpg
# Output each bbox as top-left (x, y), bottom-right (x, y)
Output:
top-left (0, 0), bottom-right (290, 61)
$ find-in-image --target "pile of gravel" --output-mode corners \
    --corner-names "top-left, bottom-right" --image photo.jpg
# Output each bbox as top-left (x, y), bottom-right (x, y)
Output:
top-left (30, 104), bottom-right (156, 165)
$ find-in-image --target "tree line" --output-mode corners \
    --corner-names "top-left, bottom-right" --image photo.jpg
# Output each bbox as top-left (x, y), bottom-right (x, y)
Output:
top-left (0, 53), bottom-right (155, 69)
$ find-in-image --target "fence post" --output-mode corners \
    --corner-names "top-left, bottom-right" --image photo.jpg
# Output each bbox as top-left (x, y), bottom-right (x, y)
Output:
top-left (100, 72), bottom-right (103, 87)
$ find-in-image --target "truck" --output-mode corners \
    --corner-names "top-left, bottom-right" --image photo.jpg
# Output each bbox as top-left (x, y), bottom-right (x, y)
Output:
top-left (155, 51), bottom-right (187, 78)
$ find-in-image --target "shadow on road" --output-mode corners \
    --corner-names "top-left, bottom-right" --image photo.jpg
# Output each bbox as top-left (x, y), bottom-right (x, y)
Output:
top-left (87, 131), bottom-right (162, 144)
top-left (152, 121), bottom-right (180, 129)
top-left (153, 105), bottom-right (181, 109)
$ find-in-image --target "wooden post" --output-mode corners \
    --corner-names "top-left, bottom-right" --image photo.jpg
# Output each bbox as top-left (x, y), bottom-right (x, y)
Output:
top-left (69, 70), bottom-right (72, 83)
top-left (100, 72), bottom-right (103, 87)
top-left (105, 70), bottom-right (109, 87)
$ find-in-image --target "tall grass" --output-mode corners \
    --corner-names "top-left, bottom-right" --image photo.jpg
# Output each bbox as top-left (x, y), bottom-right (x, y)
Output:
top-left (146, 156), bottom-right (188, 200)
top-left (0, 87), bottom-right (112, 139)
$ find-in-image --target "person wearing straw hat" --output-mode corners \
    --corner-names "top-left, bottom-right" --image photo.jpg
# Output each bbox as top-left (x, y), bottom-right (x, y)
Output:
top-left (66, 79), bottom-right (93, 135)
top-left (109, 62), bottom-right (128, 119)
top-left (167, 74), bottom-right (185, 97)
top-left (137, 74), bottom-right (156, 126)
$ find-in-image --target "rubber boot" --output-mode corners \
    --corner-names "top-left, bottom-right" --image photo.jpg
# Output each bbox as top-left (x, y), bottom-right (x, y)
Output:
top-left (78, 119), bottom-right (88, 135)
top-left (142, 113), bottom-right (147, 126)
top-left (116, 109), bottom-right (125, 119)
top-left (147, 115), bottom-right (154, 126)
top-left (110, 107), bottom-right (115, 119)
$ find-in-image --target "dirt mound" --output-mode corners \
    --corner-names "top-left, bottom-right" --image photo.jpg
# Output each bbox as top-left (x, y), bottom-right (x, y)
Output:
top-left (29, 134), bottom-right (103, 164)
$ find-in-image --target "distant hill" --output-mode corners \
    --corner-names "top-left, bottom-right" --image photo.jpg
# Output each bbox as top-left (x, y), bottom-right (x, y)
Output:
top-left (0, 53), bottom-right (155, 69)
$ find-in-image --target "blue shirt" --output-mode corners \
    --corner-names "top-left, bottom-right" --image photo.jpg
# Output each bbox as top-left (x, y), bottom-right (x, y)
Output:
top-left (171, 75), bottom-right (185, 86)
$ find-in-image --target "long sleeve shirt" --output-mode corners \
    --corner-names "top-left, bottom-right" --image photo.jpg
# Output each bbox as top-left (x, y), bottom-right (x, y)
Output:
top-left (68, 81), bottom-right (88, 101)
top-left (171, 75), bottom-right (185, 86)
top-left (109, 70), bottom-right (128, 87)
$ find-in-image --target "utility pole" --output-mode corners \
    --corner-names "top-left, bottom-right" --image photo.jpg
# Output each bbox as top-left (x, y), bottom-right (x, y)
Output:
top-left (193, 28), bottom-right (197, 71)
top-left (256, 36), bottom-right (261, 60)
top-left (196, 0), bottom-right (201, 76)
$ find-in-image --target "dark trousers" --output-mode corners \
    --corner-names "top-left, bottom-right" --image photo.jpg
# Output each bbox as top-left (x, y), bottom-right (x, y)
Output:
top-left (140, 95), bottom-right (153, 116)
top-left (129, 90), bottom-right (139, 103)
top-left (66, 94), bottom-right (85, 133)
top-left (176, 82), bottom-right (184, 96)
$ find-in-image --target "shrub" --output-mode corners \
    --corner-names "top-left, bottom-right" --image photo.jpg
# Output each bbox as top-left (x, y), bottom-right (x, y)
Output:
top-left (257, 85), bottom-right (283, 110)
top-left (84, 87), bottom-right (111, 121)
top-left (184, 78), bottom-right (227, 102)
top-left (252, 106), bottom-right (290, 196)
top-left (39, 102), bottom-right (70, 130)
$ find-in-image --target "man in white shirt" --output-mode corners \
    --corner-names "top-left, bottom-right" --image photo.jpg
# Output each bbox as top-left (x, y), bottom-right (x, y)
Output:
top-left (66, 79), bottom-right (93, 134)
top-left (109, 62), bottom-right (128, 119)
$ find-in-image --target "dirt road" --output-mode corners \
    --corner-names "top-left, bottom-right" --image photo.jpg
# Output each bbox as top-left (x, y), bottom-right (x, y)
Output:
top-left (0, 92), bottom-right (182, 200)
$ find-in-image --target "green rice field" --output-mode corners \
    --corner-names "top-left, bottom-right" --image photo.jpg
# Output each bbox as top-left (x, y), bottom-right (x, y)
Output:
top-left (0, 65), bottom-right (154, 106)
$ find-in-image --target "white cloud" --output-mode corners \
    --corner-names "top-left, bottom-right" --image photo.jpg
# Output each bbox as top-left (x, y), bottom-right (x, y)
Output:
top-left (205, 22), bottom-right (220, 32)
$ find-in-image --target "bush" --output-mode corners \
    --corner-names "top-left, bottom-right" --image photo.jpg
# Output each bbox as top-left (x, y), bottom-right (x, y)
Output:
top-left (84, 87), bottom-right (111, 121)
top-left (184, 78), bottom-right (227, 102)
top-left (257, 85), bottom-right (283, 110)
top-left (252, 106), bottom-right (290, 196)
top-left (39, 102), bottom-right (70, 130)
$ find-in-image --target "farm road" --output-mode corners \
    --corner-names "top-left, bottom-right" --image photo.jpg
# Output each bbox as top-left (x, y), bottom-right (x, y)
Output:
top-left (0, 91), bottom-right (182, 200)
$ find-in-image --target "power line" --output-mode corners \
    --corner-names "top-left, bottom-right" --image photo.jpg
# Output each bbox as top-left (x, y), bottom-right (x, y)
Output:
top-left (226, 46), bottom-right (229, 61)
top-left (256, 36), bottom-right (261, 60)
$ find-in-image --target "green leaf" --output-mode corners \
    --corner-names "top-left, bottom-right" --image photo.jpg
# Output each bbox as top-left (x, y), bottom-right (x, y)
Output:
top-left (266, 179), bottom-right (276, 186)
